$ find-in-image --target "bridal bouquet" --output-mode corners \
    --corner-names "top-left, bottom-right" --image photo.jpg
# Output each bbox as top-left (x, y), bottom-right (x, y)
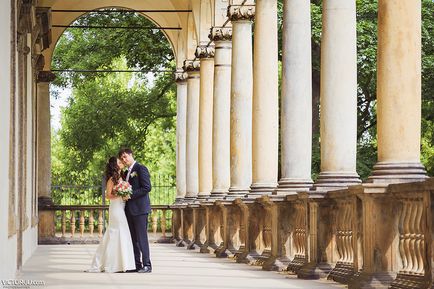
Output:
top-left (113, 181), bottom-right (133, 198)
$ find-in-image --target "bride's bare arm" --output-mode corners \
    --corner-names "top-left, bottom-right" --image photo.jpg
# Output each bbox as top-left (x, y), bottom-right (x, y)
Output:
top-left (105, 178), bottom-right (116, 200)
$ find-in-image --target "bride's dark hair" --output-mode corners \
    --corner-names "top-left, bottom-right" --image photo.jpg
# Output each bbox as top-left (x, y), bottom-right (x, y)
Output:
top-left (105, 156), bottom-right (120, 183)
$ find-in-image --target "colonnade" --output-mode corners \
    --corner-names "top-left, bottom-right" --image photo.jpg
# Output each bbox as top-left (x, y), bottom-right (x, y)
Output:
top-left (175, 0), bottom-right (425, 202)
top-left (172, 1), bottom-right (431, 289)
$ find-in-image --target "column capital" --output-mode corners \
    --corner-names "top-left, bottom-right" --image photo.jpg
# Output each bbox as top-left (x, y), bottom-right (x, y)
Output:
top-left (209, 27), bottom-right (233, 42)
top-left (37, 71), bottom-right (56, 83)
top-left (195, 45), bottom-right (215, 59)
top-left (227, 5), bottom-right (255, 22)
top-left (174, 69), bottom-right (188, 83)
top-left (183, 59), bottom-right (201, 72)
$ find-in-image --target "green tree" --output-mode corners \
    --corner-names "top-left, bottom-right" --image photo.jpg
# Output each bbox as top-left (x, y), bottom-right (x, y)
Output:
top-left (51, 11), bottom-right (177, 205)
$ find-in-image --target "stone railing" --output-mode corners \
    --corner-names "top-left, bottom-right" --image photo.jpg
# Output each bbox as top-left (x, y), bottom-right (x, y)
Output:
top-left (171, 178), bottom-right (434, 289)
top-left (39, 204), bottom-right (173, 244)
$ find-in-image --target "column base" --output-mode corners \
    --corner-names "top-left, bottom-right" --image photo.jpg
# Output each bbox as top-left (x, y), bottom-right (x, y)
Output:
top-left (197, 193), bottom-right (211, 200)
top-left (237, 253), bottom-right (261, 265)
top-left (183, 196), bottom-right (198, 204)
top-left (277, 178), bottom-right (313, 194)
top-left (174, 197), bottom-right (186, 204)
top-left (287, 254), bottom-right (307, 273)
top-left (389, 272), bottom-right (431, 289)
top-left (297, 262), bottom-right (332, 280)
top-left (176, 239), bottom-right (187, 247)
top-left (327, 261), bottom-right (356, 284)
top-left (205, 242), bottom-right (220, 254)
top-left (314, 171), bottom-right (361, 189)
top-left (368, 162), bottom-right (427, 184)
top-left (262, 256), bottom-right (291, 272)
top-left (208, 189), bottom-right (228, 200)
top-left (348, 272), bottom-right (395, 289)
top-left (226, 188), bottom-right (249, 200)
top-left (199, 241), bottom-right (213, 253)
top-left (186, 240), bottom-right (201, 250)
top-left (250, 182), bottom-right (278, 196)
top-left (215, 242), bottom-right (231, 258)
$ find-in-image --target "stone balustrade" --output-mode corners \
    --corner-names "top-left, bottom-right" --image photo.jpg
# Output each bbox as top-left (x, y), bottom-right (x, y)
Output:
top-left (38, 204), bottom-right (172, 244)
top-left (171, 178), bottom-right (434, 289)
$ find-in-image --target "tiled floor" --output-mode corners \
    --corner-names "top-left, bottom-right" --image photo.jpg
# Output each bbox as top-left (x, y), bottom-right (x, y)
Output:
top-left (17, 243), bottom-right (345, 289)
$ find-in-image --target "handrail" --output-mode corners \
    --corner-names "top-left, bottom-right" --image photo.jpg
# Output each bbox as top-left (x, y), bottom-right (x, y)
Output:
top-left (39, 204), bottom-right (171, 210)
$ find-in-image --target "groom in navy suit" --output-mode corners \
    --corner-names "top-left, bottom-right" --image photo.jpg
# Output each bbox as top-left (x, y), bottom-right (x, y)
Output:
top-left (119, 148), bottom-right (152, 273)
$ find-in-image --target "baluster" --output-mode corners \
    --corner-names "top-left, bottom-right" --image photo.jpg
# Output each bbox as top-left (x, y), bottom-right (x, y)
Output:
top-left (161, 209), bottom-right (167, 238)
top-left (398, 200), bottom-right (408, 272)
top-left (413, 201), bottom-right (423, 274)
top-left (98, 209), bottom-right (103, 238)
top-left (70, 210), bottom-right (76, 238)
top-left (152, 210), bottom-right (159, 237)
top-left (301, 205), bottom-right (306, 257)
top-left (89, 209), bottom-right (94, 237)
top-left (79, 210), bottom-right (85, 238)
top-left (61, 210), bottom-right (66, 238)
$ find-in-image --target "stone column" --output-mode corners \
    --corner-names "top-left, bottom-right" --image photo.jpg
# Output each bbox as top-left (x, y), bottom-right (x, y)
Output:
top-left (184, 60), bottom-right (201, 200)
top-left (369, 0), bottom-right (426, 182)
top-left (227, 4), bottom-right (255, 199)
top-left (250, 0), bottom-right (278, 196)
top-left (37, 71), bottom-right (56, 239)
top-left (315, 0), bottom-right (360, 188)
top-left (277, 0), bottom-right (313, 192)
top-left (210, 27), bottom-right (232, 199)
top-left (196, 45), bottom-right (215, 199)
top-left (175, 69), bottom-right (188, 203)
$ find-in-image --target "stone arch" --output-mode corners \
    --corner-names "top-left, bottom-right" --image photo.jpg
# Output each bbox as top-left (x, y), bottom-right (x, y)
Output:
top-left (42, 0), bottom-right (200, 70)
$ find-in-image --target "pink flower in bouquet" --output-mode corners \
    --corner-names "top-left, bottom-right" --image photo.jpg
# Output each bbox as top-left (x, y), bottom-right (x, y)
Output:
top-left (114, 180), bottom-right (132, 198)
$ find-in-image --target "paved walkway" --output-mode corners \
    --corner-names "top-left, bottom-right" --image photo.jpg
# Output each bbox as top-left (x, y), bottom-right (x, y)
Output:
top-left (18, 243), bottom-right (345, 289)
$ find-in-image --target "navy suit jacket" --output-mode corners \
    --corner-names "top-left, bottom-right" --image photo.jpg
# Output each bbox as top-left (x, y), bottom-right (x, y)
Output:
top-left (125, 162), bottom-right (152, 216)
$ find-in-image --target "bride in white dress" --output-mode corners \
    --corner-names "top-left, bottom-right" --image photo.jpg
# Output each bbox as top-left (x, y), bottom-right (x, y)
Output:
top-left (87, 157), bottom-right (136, 273)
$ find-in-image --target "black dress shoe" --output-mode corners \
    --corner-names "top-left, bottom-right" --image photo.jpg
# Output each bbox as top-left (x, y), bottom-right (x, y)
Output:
top-left (125, 269), bottom-right (138, 273)
top-left (137, 266), bottom-right (152, 273)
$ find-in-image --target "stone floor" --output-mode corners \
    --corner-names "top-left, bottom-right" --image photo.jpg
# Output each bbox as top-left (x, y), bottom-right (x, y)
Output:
top-left (18, 243), bottom-right (346, 289)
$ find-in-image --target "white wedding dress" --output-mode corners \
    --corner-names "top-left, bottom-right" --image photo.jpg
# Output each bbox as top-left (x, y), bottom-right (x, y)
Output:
top-left (87, 196), bottom-right (136, 272)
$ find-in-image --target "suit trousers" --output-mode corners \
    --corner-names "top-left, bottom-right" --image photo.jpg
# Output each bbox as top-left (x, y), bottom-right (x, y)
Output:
top-left (125, 209), bottom-right (151, 269)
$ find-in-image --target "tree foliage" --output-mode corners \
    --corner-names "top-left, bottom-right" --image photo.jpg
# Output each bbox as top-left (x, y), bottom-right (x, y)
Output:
top-left (51, 11), bottom-right (176, 192)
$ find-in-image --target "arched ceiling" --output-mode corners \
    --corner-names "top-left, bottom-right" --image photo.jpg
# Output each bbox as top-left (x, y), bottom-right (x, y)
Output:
top-left (38, 0), bottom-right (207, 69)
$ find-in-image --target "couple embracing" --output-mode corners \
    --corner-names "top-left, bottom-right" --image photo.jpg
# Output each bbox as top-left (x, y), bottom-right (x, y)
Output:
top-left (87, 148), bottom-right (152, 273)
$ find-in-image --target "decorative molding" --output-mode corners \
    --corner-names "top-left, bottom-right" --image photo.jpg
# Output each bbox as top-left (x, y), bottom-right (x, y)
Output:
top-left (174, 69), bottom-right (188, 82)
top-left (36, 7), bottom-right (52, 51)
top-left (33, 54), bottom-right (45, 71)
top-left (182, 60), bottom-right (200, 72)
top-left (17, 0), bottom-right (33, 34)
top-left (17, 33), bottom-right (30, 55)
top-left (209, 27), bottom-right (233, 42)
top-left (227, 5), bottom-right (255, 22)
top-left (37, 71), bottom-right (56, 83)
top-left (195, 45), bottom-right (215, 59)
